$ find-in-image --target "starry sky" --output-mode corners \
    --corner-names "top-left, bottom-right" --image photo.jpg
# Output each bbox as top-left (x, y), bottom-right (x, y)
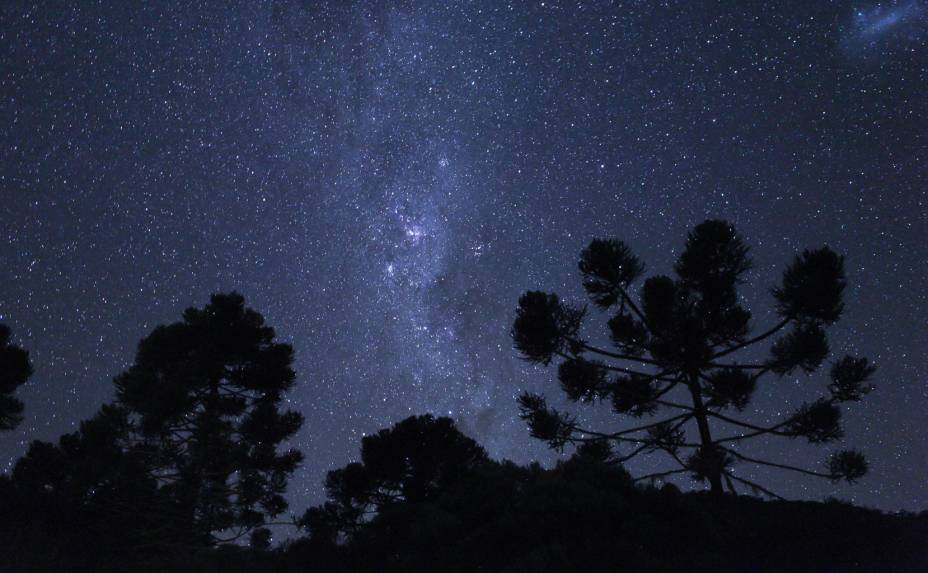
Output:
top-left (1, 1), bottom-right (926, 515)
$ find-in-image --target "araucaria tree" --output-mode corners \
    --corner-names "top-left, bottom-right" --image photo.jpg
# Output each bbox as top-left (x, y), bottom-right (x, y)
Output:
top-left (114, 293), bottom-right (304, 542)
top-left (512, 220), bottom-right (873, 498)
top-left (0, 324), bottom-right (33, 432)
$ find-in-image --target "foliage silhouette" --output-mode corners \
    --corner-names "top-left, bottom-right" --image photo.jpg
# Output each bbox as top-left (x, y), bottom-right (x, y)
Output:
top-left (1, 403), bottom-right (924, 572)
top-left (0, 282), bottom-right (920, 572)
top-left (110, 292), bottom-right (305, 543)
top-left (300, 414), bottom-right (488, 542)
top-left (0, 324), bottom-right (32, 431)
top-left (3, 405), bottom-right (194, 571)
top-left (0, 293), bottom-right (305, 573)
top-left (512, 220), bottom-right (874, 497)
top-left (286, 416), bottom-right (925, 573)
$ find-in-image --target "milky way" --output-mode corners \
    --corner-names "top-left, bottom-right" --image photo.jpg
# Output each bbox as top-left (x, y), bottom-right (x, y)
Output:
top-left (1, 1), bottom-right (926, 516)
top-left (845, 0), bottom-right (927, 53)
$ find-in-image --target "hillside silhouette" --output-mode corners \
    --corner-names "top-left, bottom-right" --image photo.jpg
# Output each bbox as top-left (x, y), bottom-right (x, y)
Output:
top-left (4, 415), bottom-right (925, 572)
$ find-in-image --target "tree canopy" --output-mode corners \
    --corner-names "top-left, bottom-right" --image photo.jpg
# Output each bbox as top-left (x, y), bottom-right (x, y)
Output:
top-left (512, 220), bottom-right (874, 497)
top-left (300, 414), bottom-right (488, 542)
top-left (112, 292), bottom-right (305, 543)
top-left (0, 294), bottom-right (307, 570)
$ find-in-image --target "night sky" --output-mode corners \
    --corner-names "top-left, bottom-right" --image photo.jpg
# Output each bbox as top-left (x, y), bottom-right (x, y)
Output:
top-left (1, 0), bottom-right (926, 517)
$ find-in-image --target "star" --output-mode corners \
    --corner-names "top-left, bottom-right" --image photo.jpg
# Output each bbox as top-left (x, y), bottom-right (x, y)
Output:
top-left (0, 0), bottom-right (925, 519)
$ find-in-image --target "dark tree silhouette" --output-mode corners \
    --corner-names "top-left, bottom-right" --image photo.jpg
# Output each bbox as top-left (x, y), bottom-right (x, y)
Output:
top-left (512, 220), bottom-right (874, 497)
top-left (282, 414), bottom-right (926, 573)
top-left (0, 324), bottom-right (32, 431)
top-left (300, 414), bottom-right (488, 542)
top-left (112, 293), bottom-right (305, 543)
top-left (8, 405), bottom-right (194, 570)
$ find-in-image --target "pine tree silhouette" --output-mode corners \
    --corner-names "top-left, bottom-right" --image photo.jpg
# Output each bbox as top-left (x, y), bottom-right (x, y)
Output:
top-left (112, 293), bottom-right (304, 542)
top-left (512, 220), bottom-right (872, 497)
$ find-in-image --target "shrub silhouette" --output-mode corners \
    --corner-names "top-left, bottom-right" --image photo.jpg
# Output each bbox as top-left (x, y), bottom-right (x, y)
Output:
top-left (512, 220), bottom-right (874, 497)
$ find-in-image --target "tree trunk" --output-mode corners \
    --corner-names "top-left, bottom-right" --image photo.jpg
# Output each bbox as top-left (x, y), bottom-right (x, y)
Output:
top-left (687, 375), bottom-right (724, 497)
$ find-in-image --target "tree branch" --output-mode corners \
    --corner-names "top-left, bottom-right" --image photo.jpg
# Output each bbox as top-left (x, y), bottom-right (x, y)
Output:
top-left (652, 379), bottom-right (681, 401)
top-left (721, 447), bottom-right (831, 479)
top-left (613, 443), bottom-right (651, 464)
top-left (571, 427), bottom-right (693, 446)
top-left (580, 414), bottom-right (697, 464)
top-left (723, 471), bottom-right (738, 495)
top-left (554, 350), bottom-right (678, 382)
top-left (612, 413), bottom-right (691, 437)
top-left (708, 362), bottom-right (769, 371)
top-left (713, 418), bottom-right (793, 443)
top-left (711, 317), bottom-right (790, 360)
top-left (727, 473), bottom-right (786, 500)
top-left (617, 288), bottom-right (653, 335)
top-left (601, 364), bottom-right (679, 382)
top-left (706, 410), bottom-right (792, 437)
top-left (654, 398), bottom-right (695, 412)
top-left (569, 338), bottom-right (661, 366)
top-left (633, 467), bottom-right (690, 483)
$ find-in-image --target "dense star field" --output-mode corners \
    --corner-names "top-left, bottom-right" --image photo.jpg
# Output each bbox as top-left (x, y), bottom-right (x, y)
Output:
top-left (1, 0), bottom-right (925, 519)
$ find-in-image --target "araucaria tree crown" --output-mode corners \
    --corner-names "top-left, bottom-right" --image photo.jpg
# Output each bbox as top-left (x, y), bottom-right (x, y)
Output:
top-left (512, 220), bottom-right (873, 498)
